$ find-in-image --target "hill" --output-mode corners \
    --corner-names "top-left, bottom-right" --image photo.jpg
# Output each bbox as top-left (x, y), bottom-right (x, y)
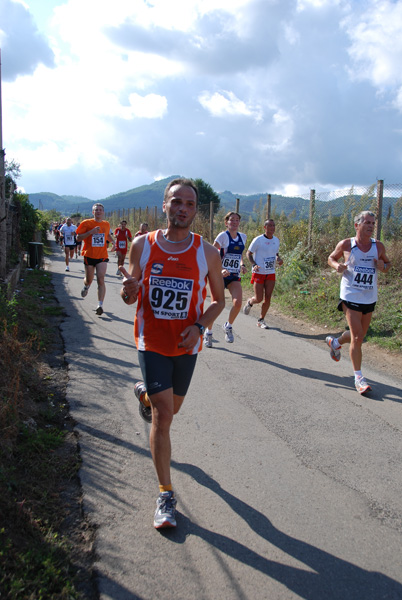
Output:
top-left (27, 177), bottom-right (400, 221)
top-left (27, 177), bottom-right (311, 218)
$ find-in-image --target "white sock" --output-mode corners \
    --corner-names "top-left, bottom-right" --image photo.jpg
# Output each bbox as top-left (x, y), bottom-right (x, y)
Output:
top-left (98, 301), bottom-right (103, 307)
top-left (354, 371), bottom-right (363, 380)
top-left (206, 328), bottom-right (212, 334)
top-left (332, 338), bottom-right (341, 349)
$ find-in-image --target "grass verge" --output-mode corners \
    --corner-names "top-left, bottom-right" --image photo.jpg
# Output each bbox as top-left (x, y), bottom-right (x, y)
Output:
top-left (0, 267), bottom-right (96, 599)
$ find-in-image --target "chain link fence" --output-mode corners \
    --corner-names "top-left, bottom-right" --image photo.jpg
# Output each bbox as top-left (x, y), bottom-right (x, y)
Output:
top-left (98, 180), bottom-right (402, 250)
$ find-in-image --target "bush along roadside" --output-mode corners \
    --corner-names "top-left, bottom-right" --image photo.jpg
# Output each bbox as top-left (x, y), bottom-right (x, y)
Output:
top-left (0, 268), bottom-right (96, 600)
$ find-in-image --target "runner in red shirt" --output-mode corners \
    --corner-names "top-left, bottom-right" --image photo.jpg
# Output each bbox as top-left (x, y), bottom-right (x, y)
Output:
top-left (114, 220), bottom-right (133, 276)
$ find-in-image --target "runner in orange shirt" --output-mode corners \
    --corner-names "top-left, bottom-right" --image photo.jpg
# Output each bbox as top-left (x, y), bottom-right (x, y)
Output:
top-left (120, 178), bottom-right (224, 529)
top-left (76, 203), bottom-right (115, 316)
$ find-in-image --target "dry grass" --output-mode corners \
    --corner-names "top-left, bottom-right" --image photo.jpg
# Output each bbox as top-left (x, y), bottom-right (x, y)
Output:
top-left (0, 268), bottom-right (96, 599)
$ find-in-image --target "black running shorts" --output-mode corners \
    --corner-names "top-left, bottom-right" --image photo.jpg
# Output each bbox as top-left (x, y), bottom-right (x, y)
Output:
top-left (338, 299), bottom-right (376, 315)
top-left (138, 351), bottom-right (197, 397)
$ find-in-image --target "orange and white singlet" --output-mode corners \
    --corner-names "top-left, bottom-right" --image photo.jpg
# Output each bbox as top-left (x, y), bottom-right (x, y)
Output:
top-left (76, 219), bottom-right (110, 259)
top-left (135, 230), bottom-right (208, 356)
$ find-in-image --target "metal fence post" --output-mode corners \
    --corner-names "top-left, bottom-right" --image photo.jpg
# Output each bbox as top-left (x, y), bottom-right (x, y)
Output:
top-left (376, 179), bottom-right (384, 240)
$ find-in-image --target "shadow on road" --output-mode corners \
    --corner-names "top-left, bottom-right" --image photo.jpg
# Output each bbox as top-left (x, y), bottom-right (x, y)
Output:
top-left (214, 346), bottom-right (402, 404)
top-left (164, 462), bottom-right (402, 600)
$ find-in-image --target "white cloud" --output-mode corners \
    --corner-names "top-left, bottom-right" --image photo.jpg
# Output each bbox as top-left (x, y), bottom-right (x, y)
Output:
top-left (3, 0), bottom-right (402, 198)
top-left (125, 93), bottom-right (167, 119)
top-left (343, 0), bottom-right (402, 89)
top-left (198, 90), bottom-right (262, 120)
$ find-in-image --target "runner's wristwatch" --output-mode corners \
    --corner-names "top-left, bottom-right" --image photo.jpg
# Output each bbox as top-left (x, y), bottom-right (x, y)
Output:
top-left (194, 322), bottom-right (205, 335)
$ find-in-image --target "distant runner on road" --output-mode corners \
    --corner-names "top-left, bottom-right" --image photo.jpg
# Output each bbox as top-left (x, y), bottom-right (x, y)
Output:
top-left (134, 222), bottom-right (149, 238)
top-left (120, 178), bottom-right (224, 529)
top-left (204, 211), bottom-right (247, 347)
top-left (243, 219), bottom-right (283, 329)
top-left (59, 217), bottom-right (77, 272)
top-left (76, 203), bottom-right (114, 316)
top-left (114, 220), bottom-right (133, 277)
top-left (326, 210), bottom-right (391, 395)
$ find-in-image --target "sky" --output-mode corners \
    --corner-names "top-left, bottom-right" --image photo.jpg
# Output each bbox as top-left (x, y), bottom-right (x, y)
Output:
top-left (1, 0), bottom-right (402, 200)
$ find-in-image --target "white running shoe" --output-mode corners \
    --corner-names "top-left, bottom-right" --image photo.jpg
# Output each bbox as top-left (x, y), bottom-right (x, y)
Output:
top-left (222, 323), bottom-right (234, 343)
top-left (257, 318), bottom-right (269, 329)
top-left (243, 300), bottom-right (252, 315)
top-left (134, 381), bottom-right (152, 423)
top-left (325, 336), bottom-right (341, 362)
top-left (355, 376), bottom-right (371, 395)
top-left (204, 331), bottom-right (213, 348)
top-left (65, 266), bottom-right (69, 271)
top-left (153, 491), bottom-right (177, 529)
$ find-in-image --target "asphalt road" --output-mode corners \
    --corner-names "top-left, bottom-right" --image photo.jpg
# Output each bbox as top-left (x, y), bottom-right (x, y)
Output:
top-left (48, 241), bottom-right (402, 600)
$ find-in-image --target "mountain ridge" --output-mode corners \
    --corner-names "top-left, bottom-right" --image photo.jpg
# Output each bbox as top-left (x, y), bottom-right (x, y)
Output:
top-left (27, 175), bottom-right (311, 218)
top-left (27, 176), bottom-right (396, 220)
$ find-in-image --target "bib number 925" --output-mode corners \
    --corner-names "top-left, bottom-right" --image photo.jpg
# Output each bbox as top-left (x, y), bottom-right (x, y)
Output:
top-left (150, 288), bottom-right (188, 311)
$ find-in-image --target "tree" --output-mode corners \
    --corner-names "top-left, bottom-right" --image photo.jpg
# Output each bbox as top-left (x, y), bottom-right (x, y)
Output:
top-left (4, 158), bottom-right (20, 198)
top-left (14, 193), bottom-right (39, 249)
top-left (193, 178), bottom-right (220, 215)
top-left (5, 158), bottom-right (21, 181)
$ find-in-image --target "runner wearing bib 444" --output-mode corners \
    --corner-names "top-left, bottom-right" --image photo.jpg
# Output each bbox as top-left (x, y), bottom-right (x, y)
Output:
top-left (326, 211), bottom-right (391, 395)
top-left (204, 212), bottom-right (247, 347)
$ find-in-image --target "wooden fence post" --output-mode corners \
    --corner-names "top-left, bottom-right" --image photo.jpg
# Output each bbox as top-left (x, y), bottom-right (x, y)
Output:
top-left (210, 202), bottom-right (214, 242)
top-left (308, 189), bottom-right (315, 250)
top-left (236, 198), bottom-right (240, 213)
top-left (376, 179), bottom-right (384, 240)
top-left (267, 194), bottom-right (271, 220)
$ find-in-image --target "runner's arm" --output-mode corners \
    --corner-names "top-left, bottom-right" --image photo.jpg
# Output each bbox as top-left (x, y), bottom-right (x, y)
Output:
top-left (76, 226), bottom-right (100, 242)
top-left (328, 240), bottom-right (349, 273)
top-left (375, 242), bottom-right (391, 272)
top-left (178, 242), bottom-right (225, 350)
top-left (120, 235), bottom-right (145, 304)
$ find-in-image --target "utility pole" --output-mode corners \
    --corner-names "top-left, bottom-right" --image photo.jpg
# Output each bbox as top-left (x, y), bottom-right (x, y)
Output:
top-left (0, 49), bottom-right (7, 280)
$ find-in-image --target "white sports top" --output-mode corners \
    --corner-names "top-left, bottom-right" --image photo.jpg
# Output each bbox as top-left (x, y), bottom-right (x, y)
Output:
top-left (340, 237), bottom-right (378, 304)
top-left (248, 234), bottom-right (280, 274)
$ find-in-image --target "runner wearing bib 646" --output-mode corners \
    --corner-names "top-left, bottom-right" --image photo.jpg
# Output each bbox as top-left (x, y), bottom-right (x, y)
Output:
top-left (243, 219), bottom-right (283, 329)
top-left (326, 211), bottom-right (391, 395)
top-left (120, 178), bottom-right (224, 529)
top-left (204, 212), bottom-right (247, 347)
top-left (76, 203), bottom-right (115, 316)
